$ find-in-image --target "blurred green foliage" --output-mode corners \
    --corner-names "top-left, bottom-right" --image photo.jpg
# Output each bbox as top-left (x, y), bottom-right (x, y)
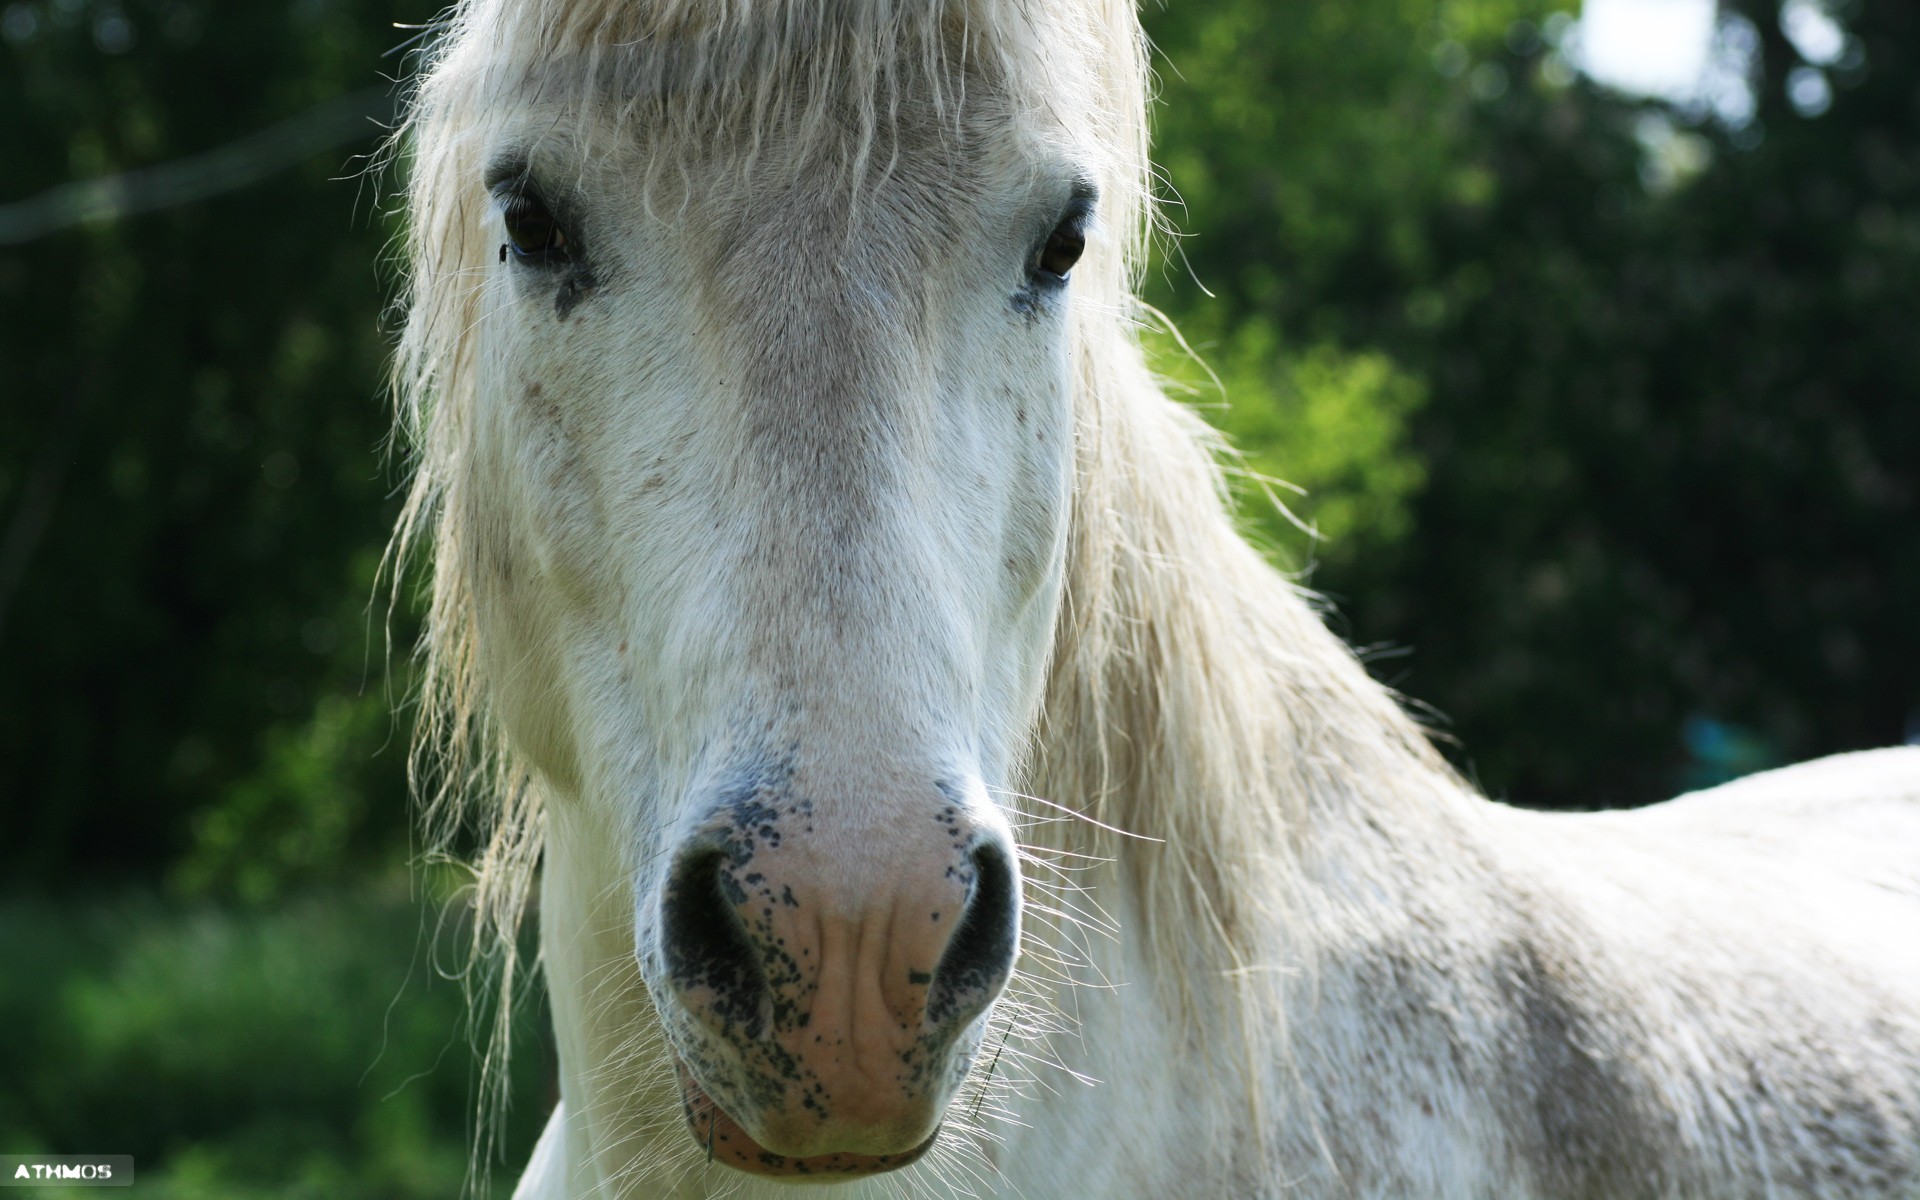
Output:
top-left (1145, 317), bottom-right (1429, 556)
top-left (0, 0), bottom-right (427, 886)
top-left (0, 0), bottom-right (1915, 1186)
top-left (0, 887), bottom-right (548, 1196)
top-left (1144, 0), bottom-right (1920, 803)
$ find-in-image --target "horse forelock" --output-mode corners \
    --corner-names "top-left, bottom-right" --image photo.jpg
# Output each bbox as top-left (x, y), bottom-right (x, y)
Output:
top-left (407, 0), bottom-right (1151, 202)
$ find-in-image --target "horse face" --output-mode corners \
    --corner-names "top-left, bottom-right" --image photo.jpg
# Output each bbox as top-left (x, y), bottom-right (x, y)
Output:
top-left (465, 101), bottom-right (1089, 1176)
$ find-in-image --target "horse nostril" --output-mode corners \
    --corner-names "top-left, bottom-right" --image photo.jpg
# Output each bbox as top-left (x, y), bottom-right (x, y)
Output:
top-left (660, 849), bottom-right (771, 1040)
top-left (927, 838), bottom-right (1021, 1029)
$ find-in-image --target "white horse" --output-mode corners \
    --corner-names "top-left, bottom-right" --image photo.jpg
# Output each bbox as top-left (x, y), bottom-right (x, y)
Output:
top-left (390, 0), bottom-right (1920, 1195)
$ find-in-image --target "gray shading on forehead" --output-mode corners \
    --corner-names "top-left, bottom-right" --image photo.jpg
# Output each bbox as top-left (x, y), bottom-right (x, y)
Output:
top-left (701, 110), bottom-right (988, 361)
top-left (699, 178), bottom-right (942, 542)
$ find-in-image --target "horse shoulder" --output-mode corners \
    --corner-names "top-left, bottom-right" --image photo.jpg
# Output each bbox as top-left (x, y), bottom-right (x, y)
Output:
top-left (1471, 750), bottom-right (1920, 1198)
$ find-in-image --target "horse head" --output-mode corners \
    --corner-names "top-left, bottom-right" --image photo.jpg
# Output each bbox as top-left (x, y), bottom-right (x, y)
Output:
top-left (399, 0), bottom-right (1148, 1180)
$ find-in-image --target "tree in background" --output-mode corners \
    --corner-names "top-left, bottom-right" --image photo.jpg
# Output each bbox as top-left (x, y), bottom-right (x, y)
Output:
top-left (1144, 0), bottom-right (1920, 807)
top-left (0, 0), bottom-right (428, 893)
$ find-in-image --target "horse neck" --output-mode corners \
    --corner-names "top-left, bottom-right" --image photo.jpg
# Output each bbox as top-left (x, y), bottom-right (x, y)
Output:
top-left (1024, 340), bottom-right (1474, 1023)
top-left (538, 806), bottom-right (688, 1195)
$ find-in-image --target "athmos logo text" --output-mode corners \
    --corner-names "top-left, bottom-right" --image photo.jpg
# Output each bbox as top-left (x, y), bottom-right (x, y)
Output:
top-left (1, 1157), bottom-right (134, 1187)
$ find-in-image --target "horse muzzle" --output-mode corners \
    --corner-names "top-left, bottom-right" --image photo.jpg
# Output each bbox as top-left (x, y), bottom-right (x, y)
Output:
top-left (654, 783), bottom-right (1021, 1178)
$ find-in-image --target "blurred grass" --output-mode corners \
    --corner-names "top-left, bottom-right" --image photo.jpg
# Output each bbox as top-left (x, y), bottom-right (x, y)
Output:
top-left (0, 884), bottom-right (551, 1197)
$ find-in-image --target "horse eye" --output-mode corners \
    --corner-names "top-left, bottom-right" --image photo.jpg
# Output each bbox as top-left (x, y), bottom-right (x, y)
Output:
top-left (1035, 220), bottom-right (1086, 282)
top-left (502, 194), bottom-right (569, 264)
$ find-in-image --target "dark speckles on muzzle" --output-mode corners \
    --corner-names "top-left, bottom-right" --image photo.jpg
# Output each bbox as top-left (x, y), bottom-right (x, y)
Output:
top-left (661, 847), bottom-right (776, 1042)
top-left (653, 770), bottom-right (1021, 1176)
top-left (925, 836), bottom-right (1019, 1028)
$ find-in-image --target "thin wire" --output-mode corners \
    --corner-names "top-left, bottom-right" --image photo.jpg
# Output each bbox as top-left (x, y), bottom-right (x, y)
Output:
top-left (0, 86), bottom-right (397, 245)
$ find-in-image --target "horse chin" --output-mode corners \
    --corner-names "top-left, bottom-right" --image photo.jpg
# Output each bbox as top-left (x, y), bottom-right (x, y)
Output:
top-left (673, 1059), bottom-right (940, 1181)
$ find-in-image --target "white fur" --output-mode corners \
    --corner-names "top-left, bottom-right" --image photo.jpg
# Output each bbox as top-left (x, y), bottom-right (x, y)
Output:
top-left (391, 1), bottom-right (1920, 1196)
